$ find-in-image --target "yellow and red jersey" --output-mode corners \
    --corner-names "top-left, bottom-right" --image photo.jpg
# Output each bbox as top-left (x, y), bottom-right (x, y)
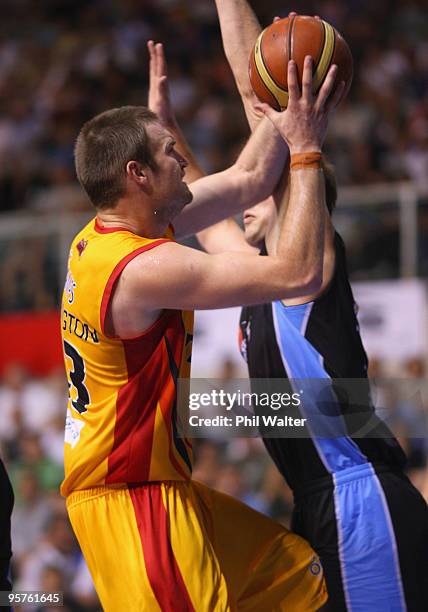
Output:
top-left (60, 218), bottom-right (193, 497)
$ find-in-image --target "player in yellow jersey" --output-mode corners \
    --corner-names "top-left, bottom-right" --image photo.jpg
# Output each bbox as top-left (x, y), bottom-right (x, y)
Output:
top-left (62, 38), bottom-right (344, 611)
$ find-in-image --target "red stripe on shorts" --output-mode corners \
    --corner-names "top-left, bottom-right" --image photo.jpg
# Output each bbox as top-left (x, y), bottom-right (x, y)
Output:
top-left (129, 484), bottom-right (195, 612)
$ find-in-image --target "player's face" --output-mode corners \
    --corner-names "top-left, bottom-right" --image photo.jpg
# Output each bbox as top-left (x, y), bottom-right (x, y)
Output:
top-left (147, 123), bottom-right (193, 219)
top-left (243, 199), bottom-right (276, 247)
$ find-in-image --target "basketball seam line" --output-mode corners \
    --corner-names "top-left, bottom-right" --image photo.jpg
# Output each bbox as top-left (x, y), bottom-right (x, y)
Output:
top-left (314, 19), bottom-right (326, 72)
top-left (254, 30), bottom-right (289, 109)
top-left (288, 15), bottom-right (296, 63)
top-left (313, 21), bottom-right (336, 94)
top-left (259, 30), bottom-right (288, 100)
top-left (313, 20), bottom-right (328, 93)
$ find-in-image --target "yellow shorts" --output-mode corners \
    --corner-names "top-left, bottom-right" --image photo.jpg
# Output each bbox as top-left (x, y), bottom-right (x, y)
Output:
top-left (67, 480), bottom-right (327, 611)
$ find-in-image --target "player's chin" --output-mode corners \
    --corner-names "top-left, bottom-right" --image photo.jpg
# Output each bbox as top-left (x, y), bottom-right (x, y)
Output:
top-left (182, 184), bottom-right (193, 206)
top-left (171, 186), bottom-right (193, 218)
top-left (244, 226), bottom-right (261, 248)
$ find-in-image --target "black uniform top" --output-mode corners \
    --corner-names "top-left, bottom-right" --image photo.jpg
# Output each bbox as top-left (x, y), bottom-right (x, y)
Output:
top-left (239, 233), bottom-right (406, 491)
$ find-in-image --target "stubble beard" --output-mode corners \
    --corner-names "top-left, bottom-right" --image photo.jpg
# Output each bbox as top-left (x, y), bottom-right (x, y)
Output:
top-left (169, 184), bottom-right (193, 221)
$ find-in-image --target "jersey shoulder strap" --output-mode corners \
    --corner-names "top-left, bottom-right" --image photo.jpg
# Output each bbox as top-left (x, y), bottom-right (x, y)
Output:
top-left (65, 218), bottom-right (172, 335)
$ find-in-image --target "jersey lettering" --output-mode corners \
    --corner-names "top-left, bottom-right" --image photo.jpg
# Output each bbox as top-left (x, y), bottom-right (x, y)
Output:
top-left (64, 340), bottom-right (90, 414)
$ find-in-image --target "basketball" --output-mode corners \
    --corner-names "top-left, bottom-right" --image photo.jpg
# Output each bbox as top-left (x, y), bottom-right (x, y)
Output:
top-left (249, 15), bottom-right (353, 110)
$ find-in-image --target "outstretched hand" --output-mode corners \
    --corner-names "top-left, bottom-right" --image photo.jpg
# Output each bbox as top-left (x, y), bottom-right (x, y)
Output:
top-left (255, 56), bottom-right (345, 154)
top-left (147, 40), bottom-right (176, 128)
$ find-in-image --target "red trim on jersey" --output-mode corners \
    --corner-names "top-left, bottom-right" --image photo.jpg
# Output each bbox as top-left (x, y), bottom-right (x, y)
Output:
top-left (106, 310), bottom-right (192, 484)
top-left (106, 312), bottom-right (175, 483)
top-left (94, 218), bottom-right (132, 234)
top-left (100, 240), bottom-right (170, 336)
top-left (106, 350), bottom-right (159, 482)
top-left (95, 218), bottom-right (175, 235)
top-left (161, 319), bottom-right (192, 478)
top-left (94, 218), bottom-right (147, 234)
top-left (129, 485), bottom-right (195, 612)
top-left (160, 367), bottom-right (190, 481)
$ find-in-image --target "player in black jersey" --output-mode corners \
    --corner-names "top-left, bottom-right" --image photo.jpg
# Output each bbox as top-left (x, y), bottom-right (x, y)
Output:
top-left (0, 457), bottom-right (13, 602)
top-left (210, 2), bottom-right (428, 611)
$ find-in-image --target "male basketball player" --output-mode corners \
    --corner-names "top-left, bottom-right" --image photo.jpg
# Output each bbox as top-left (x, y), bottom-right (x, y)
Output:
top-left (0, 457), bottom-right (13, 604)
top-left (213, 2), bottom-right (428, 611)
top-left (61, 46), bottom-right (344, 610)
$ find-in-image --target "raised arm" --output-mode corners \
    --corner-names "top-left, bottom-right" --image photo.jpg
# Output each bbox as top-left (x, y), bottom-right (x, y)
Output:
top-left (214, 0), bottom-right (264, 130)
top-left (174, 3), bottom-right (288, 241)
top-left (174, 117), bottom-right (286, 238)
top-left (147, 40), bottom-right (204, 184)
top-left (147, 39), bottom-right (255, 252)
top-left (110, 60), bottom-right (342, 336)
top-left (214, 1), bottom-right (292, 210)
top-left (214, 3), bottom-right (302, 133)
top-left (215, 1), bottom-right (338, 293)
top-left (207, 0), bottom-right (287, 250)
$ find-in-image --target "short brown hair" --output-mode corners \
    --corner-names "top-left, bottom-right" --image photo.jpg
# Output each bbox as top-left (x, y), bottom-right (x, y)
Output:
top-left (74, 106), bottom-right (159, 209)
top-left (321, 156), bottom-right (337, 215)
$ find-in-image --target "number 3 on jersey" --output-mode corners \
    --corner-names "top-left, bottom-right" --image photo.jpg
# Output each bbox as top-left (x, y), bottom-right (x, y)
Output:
top-left (64, 340), bottom-right (90, 414)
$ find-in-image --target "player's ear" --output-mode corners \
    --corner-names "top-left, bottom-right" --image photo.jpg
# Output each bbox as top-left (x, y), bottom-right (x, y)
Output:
top-left (126, 161), bottom-right (151, 191)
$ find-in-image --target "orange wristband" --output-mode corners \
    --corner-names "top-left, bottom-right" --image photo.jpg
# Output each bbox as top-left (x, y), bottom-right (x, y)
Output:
top-left (290, 151), bottom-right (322, 171)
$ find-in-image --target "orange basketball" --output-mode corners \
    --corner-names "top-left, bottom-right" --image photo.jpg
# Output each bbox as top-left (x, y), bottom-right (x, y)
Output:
top-left (249, 15), bottom-right (353, 110)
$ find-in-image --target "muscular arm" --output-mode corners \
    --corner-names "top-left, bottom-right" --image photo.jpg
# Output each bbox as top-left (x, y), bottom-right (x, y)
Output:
top-left (173, 117), bottom-right (287, 239)
top-left (111, 164), bottom-right (325, 338)
top-left (215, 0), bottom-right (264, 130)
top-left (194, 2), bottom-right (284, 251)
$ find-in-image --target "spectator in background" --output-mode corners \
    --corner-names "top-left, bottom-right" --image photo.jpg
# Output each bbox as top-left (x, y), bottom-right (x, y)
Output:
top-left (11, 432), bottom-right (63, 495)
top-left (0, 240), bottom-right (54, 312)
top-left (36, 565), bottom-right (73, 612)
top-left (191, 440), bottom-right (223, 489)
top-left (28, 160), bottom-right (90, 214)
top-left (69, 556), bottom-right (101, 611)
top-left (11, 470), bottom-right (52, 560)
top-left (16, 511), bottom-right (100, 610)
top-left (0, 364), bottom-right (26, 446)
top-left (215, 463), bottom-right (272, 516)
top-left (0, 364), bottom-right (66, 452)
top-left (22, 368), bottom-right (67, 437)
top-left (35, 562), bottom-right (100, 612)
top-left (394, 357), bottom-right (428, 491)
top-left (16, 514), bottom-right (79, 595)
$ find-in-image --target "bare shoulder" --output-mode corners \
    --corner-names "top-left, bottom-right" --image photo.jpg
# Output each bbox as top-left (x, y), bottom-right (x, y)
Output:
top-left (106, 241), bottom-right (213, 337)
top-left (121, 241), bottom-right (209, 282)
top-left (106, 241), bottom-right (186, 338)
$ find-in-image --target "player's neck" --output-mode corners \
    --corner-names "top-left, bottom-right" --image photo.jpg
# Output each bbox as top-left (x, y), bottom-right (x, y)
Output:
top-left (96, 196), bottom-right (168, 238)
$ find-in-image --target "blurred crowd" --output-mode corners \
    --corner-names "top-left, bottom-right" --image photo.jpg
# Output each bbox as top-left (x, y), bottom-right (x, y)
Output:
top-left (0, 0), bottom-right (427, 218)
top-left (0, 0), bottom-right (427, 312)
top-left (0, 354), bottom-right (427, 610)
